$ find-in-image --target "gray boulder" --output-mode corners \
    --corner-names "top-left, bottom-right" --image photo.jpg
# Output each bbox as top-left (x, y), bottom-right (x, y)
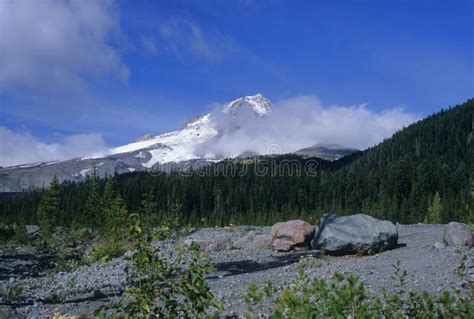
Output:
top-left (311, 214), bottom-right (398, 254)
top-left (233, 231), bottom-right (271, 250)
top-left (183, 238), bottom-right (233, 252)
top-left (443, 222), bottom-right (473, 248)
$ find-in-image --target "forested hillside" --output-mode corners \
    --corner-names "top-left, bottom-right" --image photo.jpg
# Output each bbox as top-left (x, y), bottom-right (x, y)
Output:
top-left (1, 99), bottom-right (473, 227)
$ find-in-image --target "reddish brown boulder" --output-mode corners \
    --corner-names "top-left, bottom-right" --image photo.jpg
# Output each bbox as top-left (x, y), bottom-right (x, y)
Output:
top-left (271, 220), bottom-right (315, 252)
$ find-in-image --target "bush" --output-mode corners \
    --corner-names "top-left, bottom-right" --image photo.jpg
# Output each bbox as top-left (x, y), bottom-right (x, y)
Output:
top-left (96, 213), bottom-right (222, 318)
top-left (1, 283), bottom-right (24, 301)
top-left (0, 224), bottom-right (31, 245)
top-left (244, 261), bottom-right (473, 318)
top-left (84, 241), bottom-right (129, 264)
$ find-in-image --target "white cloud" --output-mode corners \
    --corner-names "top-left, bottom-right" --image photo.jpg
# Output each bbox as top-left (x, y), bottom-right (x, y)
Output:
top-left (0, 0), bottom-right (128, 96)
top-left (159, 19), bottom-right (235, 61)
top-left (197, 95), bottom-right (419, 157)
top-left (0, 126), bottom-right (109, 167)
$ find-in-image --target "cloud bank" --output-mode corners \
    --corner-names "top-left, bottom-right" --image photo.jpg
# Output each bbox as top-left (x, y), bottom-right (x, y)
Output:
top-left (0, 127), bottom-right (109, 167)
top-left (198, 95), bottom-right (419, 158)
top-left (0, 0), bottom-right (128, 96)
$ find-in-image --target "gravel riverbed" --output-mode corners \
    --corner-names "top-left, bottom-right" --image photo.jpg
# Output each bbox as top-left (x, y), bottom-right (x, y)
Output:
top-left (0, 224), bottom-right (472, 318)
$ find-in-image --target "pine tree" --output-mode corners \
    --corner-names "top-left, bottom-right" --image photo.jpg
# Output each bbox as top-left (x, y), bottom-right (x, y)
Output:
top-left (468, 174), bottom-right (474, 223)
top-left (425, 192), bottom-right (442, 224)
top-left (468, 125), bottom-right (474, 223)
top-left (102, 178), bottom-right (116, 209)
top-left (104, 195), bottom-right (128, 241)
top-left (168, 200), bottom-right (183, 229)
top-left (37, 176), bottom-right (61, 235)
top-left (138, 189), bottom-right (158, 229)
top-left (83, 166), bottom-right (102, 228)
top-left (139, 189), bottom-right (157, 217)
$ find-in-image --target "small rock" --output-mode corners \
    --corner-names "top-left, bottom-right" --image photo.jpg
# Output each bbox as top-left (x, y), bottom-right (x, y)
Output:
top-left (25, 225), bottom-right (40, 237)
top-left (124, 250), bottom-right (134, 259)
top-left (433, 242), bottom-right (445, 249)
top-left (9, 277), bottom-right (15, 283)
top-left (184, 239), bottom-right (194, 247)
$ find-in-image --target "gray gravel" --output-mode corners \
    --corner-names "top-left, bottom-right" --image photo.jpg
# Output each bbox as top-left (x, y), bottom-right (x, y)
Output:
top-left (0, 224), bottom-right (472, 318)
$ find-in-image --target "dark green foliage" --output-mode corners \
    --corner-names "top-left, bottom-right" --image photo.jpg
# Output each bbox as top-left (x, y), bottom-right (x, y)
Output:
top-left (469, 173), bottom-right (474, 223)
top-left (82, 167), bottom-right (102, 228)
top-left (37, 176), bottom-right (61, 235)
top-left (425, 192), bottom-right (442, 224)
top-left (0, 99), bottom-right (473, 226)
top-left (103, 195), bottom-right (128, 241)
top-left (138, 189), bottom-right (160, 232)
top-left (0, 224), bottom-right (30, 245)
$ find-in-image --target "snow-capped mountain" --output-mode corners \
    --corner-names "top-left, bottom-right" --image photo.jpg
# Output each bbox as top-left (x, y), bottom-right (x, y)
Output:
top-left (222, 93), bottom-right (272, 118)
top-left (110, 113), bottom-right (217, 167)
top-left (108, 94), bottom-right (272, 167)
top-left (0, 94), bottom-right (358, 192)
top-left (0, 94), bottom-right (273, 191)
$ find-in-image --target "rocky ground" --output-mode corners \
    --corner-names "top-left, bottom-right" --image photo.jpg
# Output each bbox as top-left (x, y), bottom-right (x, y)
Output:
top-left (0, 224), bottom-right (472, 318)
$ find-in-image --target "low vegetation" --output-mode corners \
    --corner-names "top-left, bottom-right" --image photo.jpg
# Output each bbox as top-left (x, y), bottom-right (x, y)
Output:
top-left (96, 213), bottom-right (223, 318)
top-left (0, 224), bottom-right (30, 245)
top-left (244, 261), bottom-right (473, 318)
top-left (83, 240), bottom-right (130, 264)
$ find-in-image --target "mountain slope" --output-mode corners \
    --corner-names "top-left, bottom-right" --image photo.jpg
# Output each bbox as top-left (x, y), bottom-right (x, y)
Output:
top-left (109, 94), bottom-right (273, 161)
top-left (321, 99), bottom-right (474, 223)
top-left (294, 143), bottom-right (360, 161)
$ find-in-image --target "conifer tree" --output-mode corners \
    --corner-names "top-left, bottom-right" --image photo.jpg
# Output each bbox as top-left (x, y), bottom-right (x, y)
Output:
top-left (102, 178), bottom-right (115, 209)
top-left (104, 195), bottom-right (128, 241)
top-left (469, 174), bottom-right (474, 223)
top-left (83, 166), bottom-right (102, 227)
top-left (37, 176), bottom-right (61, 235)
top-left (139, 189), bottom-right (157, 217)
top-left (468, 125), bottom-right (474, 223)
top-left (100, 178), bottom-right (116, 229)
top-left (138, 189), bottom-right (158, 229)
top-left (425, 192), bottom-right (442, 224)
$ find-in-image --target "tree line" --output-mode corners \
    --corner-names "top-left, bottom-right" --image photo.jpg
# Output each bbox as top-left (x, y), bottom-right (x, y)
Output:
top-left (0, 99), bottom-right (473, 228)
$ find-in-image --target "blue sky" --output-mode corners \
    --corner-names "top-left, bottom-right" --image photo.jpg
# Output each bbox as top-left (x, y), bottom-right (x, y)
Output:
top-left (0, 0), bottom-right (472, 165)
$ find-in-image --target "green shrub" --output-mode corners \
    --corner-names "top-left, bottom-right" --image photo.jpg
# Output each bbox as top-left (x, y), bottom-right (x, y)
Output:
top-left (96, 213), bottom-right (222, 318)
top-left (2, 283), bottom-right (24, 301)
top-left (0, 224), bottom-right (31, 245)
top-left (84, 241), bottom-right (129, 264)
top-left (244, 261), bottom-right (473, 318)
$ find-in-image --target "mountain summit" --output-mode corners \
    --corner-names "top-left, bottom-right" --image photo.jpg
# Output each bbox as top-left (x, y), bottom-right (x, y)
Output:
top-left (222, 94), bottom-right (272, 118)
